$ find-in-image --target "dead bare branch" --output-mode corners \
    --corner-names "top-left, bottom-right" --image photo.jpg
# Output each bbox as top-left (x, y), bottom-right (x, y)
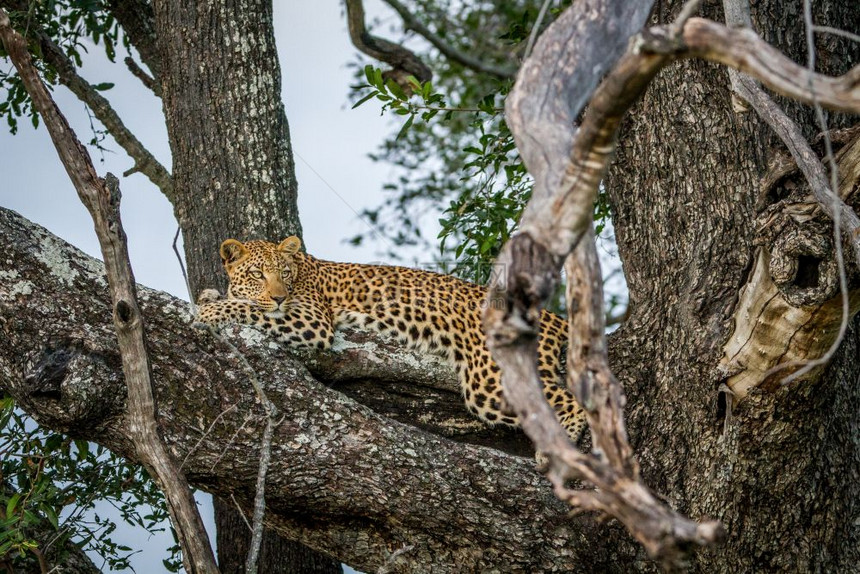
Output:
top-left (812, 25), bottom-right (860, 45)
top-left (0, 8), bottom-right (217, 573)
top-left (380, 0), bottom-right (515, 79)
top-left (485, 1), bottom-right (726, 568)
top-left (677, 18), bottom-right (860, 114)
top-left (344, 0), bottom-right (432, 89)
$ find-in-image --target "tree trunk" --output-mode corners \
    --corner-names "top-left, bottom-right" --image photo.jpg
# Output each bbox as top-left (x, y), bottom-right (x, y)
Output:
top-left (151, 0), bottom-right (302, 295)
top-left (148, 0), bottom-right (330, 570)
top-left (603, 1), bottom-right (860, 571)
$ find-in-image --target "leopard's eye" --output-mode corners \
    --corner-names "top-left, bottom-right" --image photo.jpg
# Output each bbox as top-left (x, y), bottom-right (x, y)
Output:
top-left (249, 269), bottom-right (264, 280)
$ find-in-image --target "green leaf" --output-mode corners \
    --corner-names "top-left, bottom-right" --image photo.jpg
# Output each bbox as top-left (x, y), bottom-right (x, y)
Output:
top-left (351, 91), bottom-right (377, 109)
top-left (91, 82), bottom-right (114, 91)
top-left (41, 504), bottom-right (59, 530)
top-left (363, 64), bottom-right (376, 85)
top-left (386, 78), bottom-right (406, 101)
top-left (6, 493), bottom-right (20, 519)
top-left (74, 439), bottom-right (89, 459)
top-left (372, 68), bottom-right (384, 90)
top-left (396, 114), bottom-right (414, 140)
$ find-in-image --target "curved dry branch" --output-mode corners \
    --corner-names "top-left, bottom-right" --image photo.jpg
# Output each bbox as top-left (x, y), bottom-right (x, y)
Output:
top-left (679, 18), bottom-right (860, 115)
top-left (380, 0), bottom-right (516, 79)
top-left (484, 1), bottom-right (726, 568)
top-left (344, 0), bottom-right (431, 87)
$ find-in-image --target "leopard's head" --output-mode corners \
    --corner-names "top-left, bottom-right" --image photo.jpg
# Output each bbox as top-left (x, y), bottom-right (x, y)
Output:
top-left (219, 236), bottom-right (302, 315)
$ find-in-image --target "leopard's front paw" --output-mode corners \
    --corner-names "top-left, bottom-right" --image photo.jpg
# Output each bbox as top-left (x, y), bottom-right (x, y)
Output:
top-left (195, 300), bottom-right (228, 329)
top-left (197, 288), bottom-right (222, 304)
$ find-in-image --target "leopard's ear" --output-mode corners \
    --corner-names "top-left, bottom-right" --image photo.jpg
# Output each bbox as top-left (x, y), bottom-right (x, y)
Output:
top-left (277, 236), bottom-right (302, 256)
top-left (219, 239), bottom-right (248, 265)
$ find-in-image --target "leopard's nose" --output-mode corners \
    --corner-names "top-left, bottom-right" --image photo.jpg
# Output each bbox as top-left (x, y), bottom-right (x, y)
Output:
top-left (272, 296), bottom-right (287, 306)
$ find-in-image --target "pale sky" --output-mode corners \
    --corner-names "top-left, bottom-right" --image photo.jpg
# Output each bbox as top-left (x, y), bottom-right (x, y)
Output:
top-left (1, 2), bottom-right (395, 571)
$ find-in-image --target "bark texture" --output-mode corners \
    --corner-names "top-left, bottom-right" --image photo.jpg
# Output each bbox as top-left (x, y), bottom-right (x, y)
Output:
top-left (603, 1), bottom-right (860, 571)
top-left (151, 0), bottom-right (302, 296)
top-left (147, 0), bottom-right (323, 569)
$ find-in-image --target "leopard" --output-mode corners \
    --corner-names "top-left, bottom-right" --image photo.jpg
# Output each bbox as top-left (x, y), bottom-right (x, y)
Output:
top-left (196, 236), bottom-right (586, 442)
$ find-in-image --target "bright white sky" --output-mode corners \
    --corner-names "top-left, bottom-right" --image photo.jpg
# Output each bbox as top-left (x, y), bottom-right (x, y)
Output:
top-left (0, 2), bottom-right (395, 572)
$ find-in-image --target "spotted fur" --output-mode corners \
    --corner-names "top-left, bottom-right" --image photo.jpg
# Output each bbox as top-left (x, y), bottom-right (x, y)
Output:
top-left (197, 237), bottom-right (586, 441)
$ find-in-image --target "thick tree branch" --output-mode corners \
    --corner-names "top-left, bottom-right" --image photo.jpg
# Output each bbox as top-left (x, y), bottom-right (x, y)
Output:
top-left (379, 0), bottom-right (516, 79)
top-left (344, 0), bottom-right (432, 88)
top-left (0, 9), bottom-right (216, 572)
top-left (0, 208), bottom-right (640, 572)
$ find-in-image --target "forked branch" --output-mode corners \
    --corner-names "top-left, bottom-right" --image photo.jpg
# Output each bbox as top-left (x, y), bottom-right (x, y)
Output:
top-left (379, 0), bottom-right (516, 79)
top-left (0, 0), bottom-right (173, 198)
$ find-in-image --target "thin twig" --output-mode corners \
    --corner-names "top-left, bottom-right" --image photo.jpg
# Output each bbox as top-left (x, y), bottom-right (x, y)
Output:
top-left (181, 404), bottom-right (238, 469)
top-left (812, 25), bottom-right (860, 44)
top-left (197, 323), bottom-right (279, 574)
top-left (172, 227), bottom-right (195, 310)
top-left (376, 544), bottom-right (415, 574)
top-left (525, 0), bottom-right (553, 59)
top-left (231, 493), bottom-right (253, 532)
top-left (208, 414), bottom-right (254, 473)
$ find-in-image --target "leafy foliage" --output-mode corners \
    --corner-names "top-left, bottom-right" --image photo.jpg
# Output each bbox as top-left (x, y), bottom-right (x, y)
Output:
top-left (0, 394), bottom-right (181, 571)
top-left (347, 1), bottom-right (620, 288)
top-left (354, 64), bottom-right (515, 282)
top-left (0, 0), bottom-right (124, 133)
